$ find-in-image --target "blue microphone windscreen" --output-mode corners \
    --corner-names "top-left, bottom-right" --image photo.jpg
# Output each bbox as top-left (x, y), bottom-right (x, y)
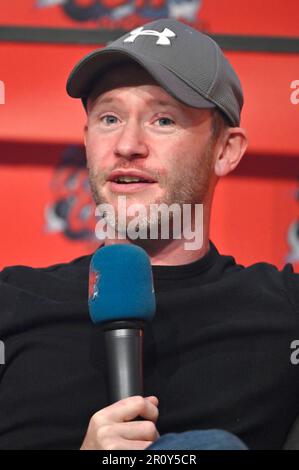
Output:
top-left (88, 244), bottom-right (156, 324)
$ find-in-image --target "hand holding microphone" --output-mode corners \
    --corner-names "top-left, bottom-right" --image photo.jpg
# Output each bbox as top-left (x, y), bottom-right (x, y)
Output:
top-left (80, 395), bottom-right (159, 450)
top-left (81, 244), bottom-right (159, 450)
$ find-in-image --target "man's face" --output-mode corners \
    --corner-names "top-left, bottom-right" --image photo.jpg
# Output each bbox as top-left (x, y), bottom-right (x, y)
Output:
top-left (85, 62), bottom-right (216, 234)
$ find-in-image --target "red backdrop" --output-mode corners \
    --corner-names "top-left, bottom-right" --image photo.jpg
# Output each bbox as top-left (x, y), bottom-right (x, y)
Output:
top-left (0, 0), bottom-right (298, 270)
top-left (1, 0), bottom-right (298, 36)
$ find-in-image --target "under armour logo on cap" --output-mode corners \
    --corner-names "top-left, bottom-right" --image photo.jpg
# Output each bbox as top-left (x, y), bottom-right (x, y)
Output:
top-left (67, 18), bottom-right (243, 126)
top-left (124, 26), bottom-right (176, 46)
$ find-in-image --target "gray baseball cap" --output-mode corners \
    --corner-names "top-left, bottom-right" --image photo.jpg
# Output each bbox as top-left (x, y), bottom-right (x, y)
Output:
top-left (66, 18), bottom-right (243, 126)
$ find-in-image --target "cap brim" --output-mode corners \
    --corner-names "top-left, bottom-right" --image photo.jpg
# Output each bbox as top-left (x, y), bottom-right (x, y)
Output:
top-left (66, 48), bottom-right (215, 110)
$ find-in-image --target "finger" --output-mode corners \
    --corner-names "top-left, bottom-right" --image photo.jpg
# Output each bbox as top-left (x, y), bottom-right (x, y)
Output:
top-left (145, 396), bottom-right (159, 407)
top-left (110, 420), bottom-right (159, 442)
top-left (95, 396), bottom-right (159, 424)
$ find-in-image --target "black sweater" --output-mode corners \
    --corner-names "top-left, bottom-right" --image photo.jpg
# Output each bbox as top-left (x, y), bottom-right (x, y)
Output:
top-left (0, 241), bottom-right (299, 449)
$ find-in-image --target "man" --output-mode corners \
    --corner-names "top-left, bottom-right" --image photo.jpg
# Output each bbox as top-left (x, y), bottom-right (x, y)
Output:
top-left (0, 18), bottom-right (299, 450)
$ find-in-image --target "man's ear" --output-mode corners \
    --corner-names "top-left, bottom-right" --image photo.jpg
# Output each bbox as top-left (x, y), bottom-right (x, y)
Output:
top-left (214, 127), bottom-right (248, 177)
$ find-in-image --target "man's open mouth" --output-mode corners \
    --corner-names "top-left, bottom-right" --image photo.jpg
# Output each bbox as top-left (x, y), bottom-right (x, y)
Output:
top-left (107, 171), bottom-right (157, 192)
top-left (113, 176), bottom-right (152, 184)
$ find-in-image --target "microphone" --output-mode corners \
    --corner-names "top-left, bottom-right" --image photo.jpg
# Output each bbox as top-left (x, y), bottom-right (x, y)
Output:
top-left (88, 244), bottom-right (156, 404)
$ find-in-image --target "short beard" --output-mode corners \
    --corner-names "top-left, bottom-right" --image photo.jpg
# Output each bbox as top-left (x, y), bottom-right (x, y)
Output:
top-left (88, 133), bottom-right (215, 237)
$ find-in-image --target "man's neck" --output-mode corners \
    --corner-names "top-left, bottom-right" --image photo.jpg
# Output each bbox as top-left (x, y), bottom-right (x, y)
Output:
top-left (102, 202), bottom-right (212, 266)
top-left (103, 234), bottom-right (210, 266)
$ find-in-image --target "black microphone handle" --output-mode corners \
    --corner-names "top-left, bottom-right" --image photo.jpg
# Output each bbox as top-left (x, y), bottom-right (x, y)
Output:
top-left (103, 321), bottom-right (144, 404)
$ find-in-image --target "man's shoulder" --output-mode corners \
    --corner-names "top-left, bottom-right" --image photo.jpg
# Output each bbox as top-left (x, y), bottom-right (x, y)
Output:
top-left (218, 244), bottom-right (298, 283)
top-left (239, 257), bottom-right (298, 284)
top-left (0, 255), bottom-right (92, 338)
top-left (0, 254), bottom-right (92, 306)
top-left (0, 254), bottom-right (92, 288)
top-left (224, 254), bottom-right (299, 315)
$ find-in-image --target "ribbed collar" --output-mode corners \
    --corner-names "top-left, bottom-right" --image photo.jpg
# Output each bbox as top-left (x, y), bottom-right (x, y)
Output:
top-left (152, 240), bottom-right (219, 280)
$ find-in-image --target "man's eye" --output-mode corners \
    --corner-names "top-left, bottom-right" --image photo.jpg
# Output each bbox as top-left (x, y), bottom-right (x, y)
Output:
top-left (101, 115), bottom-right (119, 125)
top-left (155, 117), bottom-right (174, 126)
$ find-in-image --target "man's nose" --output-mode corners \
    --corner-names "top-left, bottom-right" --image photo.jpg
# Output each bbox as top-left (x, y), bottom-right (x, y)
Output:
top-left (113, 121), bottom-right (149, 160)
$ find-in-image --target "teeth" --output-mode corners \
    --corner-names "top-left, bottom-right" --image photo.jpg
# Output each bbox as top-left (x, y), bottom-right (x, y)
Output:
top-left (116, 176), bottom-right (145, 183)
